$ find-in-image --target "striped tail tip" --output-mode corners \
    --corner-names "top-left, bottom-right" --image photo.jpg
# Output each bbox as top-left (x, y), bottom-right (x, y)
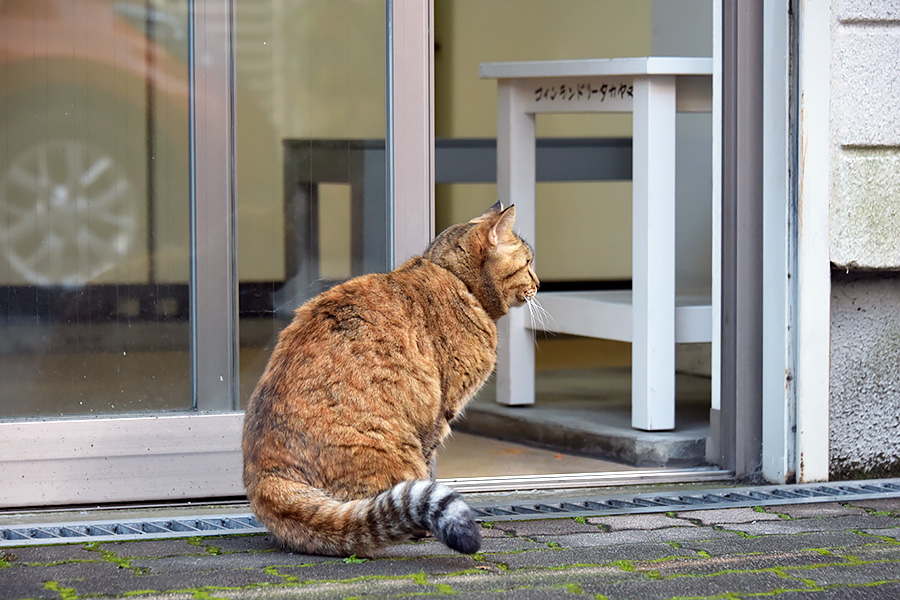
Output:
top-left (423, 484), bottom-right (482, 554)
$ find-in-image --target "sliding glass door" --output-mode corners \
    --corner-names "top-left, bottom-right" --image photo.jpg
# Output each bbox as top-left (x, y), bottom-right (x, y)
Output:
top-left (0, 0), bottom-right (403, 507)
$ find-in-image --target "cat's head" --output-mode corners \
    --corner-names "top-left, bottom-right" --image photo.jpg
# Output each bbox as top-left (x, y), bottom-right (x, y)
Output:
top-left (424, 202), bottom-right (539, 320)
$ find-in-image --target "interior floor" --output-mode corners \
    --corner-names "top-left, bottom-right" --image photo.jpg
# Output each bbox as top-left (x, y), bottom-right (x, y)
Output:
top-left (435, 431), bottom-right (632, 478)
top-left (439, 335), bottom-right (712, 476)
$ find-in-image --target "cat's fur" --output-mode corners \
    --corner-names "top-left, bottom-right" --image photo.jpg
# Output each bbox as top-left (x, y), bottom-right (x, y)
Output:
top-left (241, 203), bottom-right (539, 557)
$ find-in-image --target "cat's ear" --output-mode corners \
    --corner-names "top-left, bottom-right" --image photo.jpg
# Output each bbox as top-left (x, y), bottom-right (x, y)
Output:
top-left (488, 206), bottom-right (516, 247)
top-left (469, 201), bottom-right (504, 224)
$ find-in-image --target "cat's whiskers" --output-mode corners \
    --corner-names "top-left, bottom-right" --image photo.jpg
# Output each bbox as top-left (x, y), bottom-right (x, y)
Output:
top-left (525, 295), bottom-right (555, 341)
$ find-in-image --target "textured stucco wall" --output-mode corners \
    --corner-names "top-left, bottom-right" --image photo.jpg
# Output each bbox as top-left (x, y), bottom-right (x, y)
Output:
top-left (830, 2), bottom-right (900, 268)
top-left (829, 1), bottom-right (900, 478)
top-left (830, 275), bottom-right (900, 478)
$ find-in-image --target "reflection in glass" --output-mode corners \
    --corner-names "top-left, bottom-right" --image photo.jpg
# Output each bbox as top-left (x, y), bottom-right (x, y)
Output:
top-left (234, 1), bottom-right (388, 407)
top-left (0, 0), bottom-right (192, 417)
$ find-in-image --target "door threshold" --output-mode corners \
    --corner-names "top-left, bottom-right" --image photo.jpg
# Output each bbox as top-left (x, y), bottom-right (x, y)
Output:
top-left (440, 467), bottom-right (733, 493)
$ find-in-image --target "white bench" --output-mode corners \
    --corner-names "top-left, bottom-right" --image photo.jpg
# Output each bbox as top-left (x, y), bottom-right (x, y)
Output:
top-left (480, 57), bottom-right (713, 431)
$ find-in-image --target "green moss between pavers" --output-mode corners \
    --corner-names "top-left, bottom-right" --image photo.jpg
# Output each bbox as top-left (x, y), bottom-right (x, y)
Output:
top-left (553, 582), bottom-right (582, 594)
top-left (343, 555), bottom-right (367, 564)
top-left (43, 581), bottom-right (79, 600)
top-left (606, 560), bottom-right (635, 572)
top-left (84, 542), bottom-right (144, 574)
top-left (710, 525), bottom-right (762, 539)
top-left (185, 536), bottom-right (224, 556)
top-left (754, 506), bottom-right (792, 520)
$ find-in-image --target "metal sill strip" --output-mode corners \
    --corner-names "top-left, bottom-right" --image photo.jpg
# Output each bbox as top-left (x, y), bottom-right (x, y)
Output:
top-left (3, 478), bottom-right (900, 547)
top-left (440, 467), bottom-right (733, 493)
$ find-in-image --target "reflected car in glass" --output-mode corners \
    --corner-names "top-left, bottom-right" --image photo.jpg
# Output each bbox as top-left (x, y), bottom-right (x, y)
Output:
top-left (0, 0), bottom-right (280, 315)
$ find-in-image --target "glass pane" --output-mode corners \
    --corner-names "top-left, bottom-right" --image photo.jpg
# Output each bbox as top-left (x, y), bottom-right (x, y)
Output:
top-left (431, 0), bottom-right (714, 478)
top-left (233, 0), bottom-right (387, 406)
top-left (0, 0), bottom-right (191, 417)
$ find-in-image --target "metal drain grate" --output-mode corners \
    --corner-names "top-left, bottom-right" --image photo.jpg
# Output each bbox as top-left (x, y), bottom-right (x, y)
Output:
top-left (2, 479), bottom-right (900, 547)
top-left (468, 479), bottom-right (900, 521)
top-left (0, 515), bottom-right (266, 547)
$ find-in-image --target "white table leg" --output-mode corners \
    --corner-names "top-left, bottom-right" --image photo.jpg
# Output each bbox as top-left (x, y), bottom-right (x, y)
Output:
top-left (496, 81), bottom-right (537, 406)
top-left (632, 76), bottom-right (677, 430)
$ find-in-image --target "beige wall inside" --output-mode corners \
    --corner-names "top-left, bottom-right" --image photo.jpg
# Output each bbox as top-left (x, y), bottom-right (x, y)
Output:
top-left (234, 1), bottom-right (711, 286)
top-left (234, 1), bottom-right (387, 283)
top-left (434, 0), bottom-right (653, 281)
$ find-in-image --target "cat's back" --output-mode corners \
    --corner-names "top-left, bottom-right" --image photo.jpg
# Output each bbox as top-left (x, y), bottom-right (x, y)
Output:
top-left (264, 257), bottom-right (497, 388)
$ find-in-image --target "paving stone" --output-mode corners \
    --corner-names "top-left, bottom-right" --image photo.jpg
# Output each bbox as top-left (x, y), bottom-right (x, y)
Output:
top-left (848, 499), bottom-right (900, 515)
top-left (771, 582), bottom-right (900, 599)
top-left (680, 531), bottom-right (875, 557)
top-left (476, 535), bottom-right (548, 553)
top-left (835, 543), bottom-right (900, 566)
top-left (132, 551), bottom-right (337, 576)
top-left (377, 539), bottom-right (467, 558)
top-left (675, 507), bottom-right (784, 524)
top-left (202, 533), bottom-right (281, 554)
top-left (478, 523), bottom-right (517, 538)
top-left (61, 560), bottom-right (283, 598)
top-left (493, 517), bottom-right (600, 537)
top-left (649, 550), bottom-right (849, 578)
top-left (0, 568), bottom-right (63, 600)
top-left (448, 588), bottom-right (591, 599)
top-left (722, 514), bottom-right (900, 536)
top-left (765, 502), bottom-right (871, 519)
top-left (802, 563), bottom-right (900, 587)
top-left (532, 525), bottom-right (737, 548)
top-left (9, 499), bottom-right (900, 599)
top-left (434, 564), bottom-right (632, 594)
top-left (582, 570), bottom-right (807, 600)
top-left (91, 538), bottom-right (205, 559)
top-left (135, 551), bottom-right (306, 573)
top-left (482, 541), bottom-right (696, 570)
top-left (3, 543), bottom-right (99, 565)
top-left (23, 560), bottom-right (146, 597)
top-left (588, 512), bottom-right (697, 530)
top-left (859, 528), bottom-right (900, 541)
top-left (275, 554), bottom-right (479, 584)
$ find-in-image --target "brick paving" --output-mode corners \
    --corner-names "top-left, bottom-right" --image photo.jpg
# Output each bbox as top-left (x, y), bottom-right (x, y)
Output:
top-left (3, 498), bottom-right (900, 599)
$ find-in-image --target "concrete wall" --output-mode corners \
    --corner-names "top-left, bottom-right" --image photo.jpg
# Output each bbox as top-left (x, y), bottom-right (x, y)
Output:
top-left (831, 274), bottom-right (900, 478)
top-left (829, 1), bottom-right (900, 477)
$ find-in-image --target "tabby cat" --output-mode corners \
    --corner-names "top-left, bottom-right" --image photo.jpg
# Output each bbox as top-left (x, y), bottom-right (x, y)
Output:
top-left (241, 202), bottom-right (539, 557)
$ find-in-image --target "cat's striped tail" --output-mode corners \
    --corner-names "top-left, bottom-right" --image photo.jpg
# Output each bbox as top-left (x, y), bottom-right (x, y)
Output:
top-left (249, 478), bottom-right (482, 557)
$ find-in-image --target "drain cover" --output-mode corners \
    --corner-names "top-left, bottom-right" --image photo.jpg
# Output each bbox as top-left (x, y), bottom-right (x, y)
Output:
top-left (0, 515), bottom-right (265, 547)
top-left (468, 479), bottom-right (900, 521)
top-left (2, 479), bottom-right (899, 547)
